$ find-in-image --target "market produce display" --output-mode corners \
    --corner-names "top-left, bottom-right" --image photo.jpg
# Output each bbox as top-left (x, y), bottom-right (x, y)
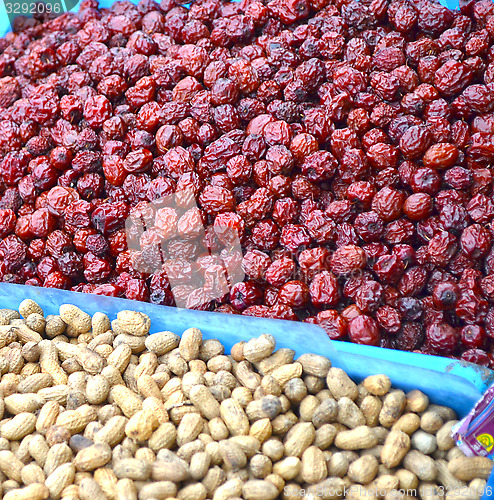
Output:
top-left (1, 0), bottom-right (494, 363)
top-left (0, 298), bottom-right (490, 500)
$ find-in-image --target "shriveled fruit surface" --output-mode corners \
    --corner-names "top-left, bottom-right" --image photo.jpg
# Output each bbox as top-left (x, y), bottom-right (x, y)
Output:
top-left (0, 299), bottom-right (489, 500)
top-left (1, 0), bottom-right (494, 363)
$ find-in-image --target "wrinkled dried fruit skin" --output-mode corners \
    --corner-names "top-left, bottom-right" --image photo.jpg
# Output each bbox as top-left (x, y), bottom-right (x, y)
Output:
top-left (0, 0), bottom-right (493, 365)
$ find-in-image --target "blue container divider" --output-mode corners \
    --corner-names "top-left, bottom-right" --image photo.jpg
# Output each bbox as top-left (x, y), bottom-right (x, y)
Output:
top-left (3, 282), bottom-right (494, 499)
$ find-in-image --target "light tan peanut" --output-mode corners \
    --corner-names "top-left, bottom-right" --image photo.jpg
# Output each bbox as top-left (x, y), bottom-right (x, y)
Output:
top-left (161, 350), bottom-right (187, 377)
top-left (73, 443), bottom-right (112, 472)
top-left (299, 445), bottom-right (326, 484)
top-left (93, 467), bottom-right (118, 499)
top-left (327, 452), bottom-right (349, 478)
top-left (196, 339), bottom-right (222, 362)
top-left (110, 385), bottom-right (143, 417)
top-left (436, 420), bottom-right (458, 451)
top-left (44, 317), bottom-right (66, 339)
top-left (242, 479), bottom-right (278, 500)
top-left (139, 481), bottom-right (177, 499)
top-left (17, 373), bottom-right (53, 394)
top-left (359, 395), bottom-right (382, 427)
top-left (272, 457), bottom-right (300, 481)
top-left (269, 362), bottom-right (303, 387)
top-left (91, 312), bottom-right (111, 337)
top-left (45, 463), bottom-right (76, 499)
top-left (178, 327), bottom-right (202, 361)
top-left (380, 390), bottom-right (407, 428)
top-left (93, 415), bottom-right (127, 447)
top-left (59, 305), bottom-right (91, 335)
top-left (220, 398), bottom-right (250, 436)
top-left (189, 384), bottom-right (221, 420)
top-left (136, 374), bottom-right (162, 401)
top-left (381, 429), bottom-right (411, 468)
top-left (107, 344), bottom-right (132, 373)
top-left (202, 466), bottom-right (226, 497)
top-left (176, 412), bottom-right (204, 446)
top-left (232, 361), bottom-right (261, 390)
top-left (39, 345), bottom-right (68, 385)
top-left (142, 397), bottom-right (168, 423)
top-left (392, 412), bottom-right (421, 435)
top-left (337, 397), bottom-right (366, 428)
top-left (326, 367), bottom-right (358, 400)
top-left (118, 343), bottom-right (147, 367)
top-left (348, 454), bottom-right (379, 484)
top-left (144, 331), bottom-right (179, 356)
top-left (283, 378), bottom-right (307, 405)
top-left (78, 478), bottom-right (106, 500)
top-left (243, 335), bottom-right (276, 363)
top-left (134, 352), bottom-right (158, 379)
top-left (151, 457), bottom-right (188, 482)
top-left (56, 405), bottom-right (97, 434)
top-left (44, 443), bottom-right (73, 476)
top-left (213, 478), bottom-right (243, 500)
top-left (26, 313), bottom-right (45, 334)
top-left (189, 451), bottom-right (210, 480)
top-left (435, 458), bottom-right (465, 491)
top-left (19, 300), bottom-right (43, 319)
top-left (29, 435), bottom-right (49, 468)
top-left (448, 456), bottom-right (493, 481)
top-left (113, 458), bottom-right (151, 481)
top-left (114, 478), bottom-right (137, 500)
top-left (249, 417), bottom-right (272, 443)
top-left (396, 468), bottom-right (419, 490)
top-left (284, 422), bottom-right (315, 457)
top-left (20, 461), bottom-right (44, 485)
top-left (38, 385), bottom-right (68, 405)
top-left (115, 311), bottom-right (151, 337)
top-left (363, 374), bottom-right (392, 396)
top-left (406, 389), bottom-right (429, 413)
top-left (421, 410), bottom-right (444, 434)
top-left (255, 349), bottom-right (294, 376)
top-left (125, 410), bottom-right (157, 442)
top-left (3, 483), bottom-right (49, 500)
top-left (0, 450), bottom-right (25, 482)
top-left (295, 352), bottom-right (331, 378)
top-left (1, 413), bottom-right (37, 440)
top-left (334, 426), bottom-right (378, 450)
top-left (177, 483), bottom-right (207, 500)
top-left (148, 422), bottom-right (176, 451)
top-left (403, 449), bottom-right (438, 481)
top-left (207, 417), bottom-right (228, 441)
top-left (86, 375), bottom-right (110, 405)
top-left (249, 454), bottom-right (272, 478)
top-left (208, 355), bottom-right (232, 373)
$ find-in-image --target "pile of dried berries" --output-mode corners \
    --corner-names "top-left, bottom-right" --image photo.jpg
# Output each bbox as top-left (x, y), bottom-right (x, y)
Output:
top-left (1, 0), bottom-right (494, 365)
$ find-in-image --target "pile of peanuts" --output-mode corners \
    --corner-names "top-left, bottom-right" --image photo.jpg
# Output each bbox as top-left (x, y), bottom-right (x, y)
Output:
top-left (0, 298), bottom-right (490, 500)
